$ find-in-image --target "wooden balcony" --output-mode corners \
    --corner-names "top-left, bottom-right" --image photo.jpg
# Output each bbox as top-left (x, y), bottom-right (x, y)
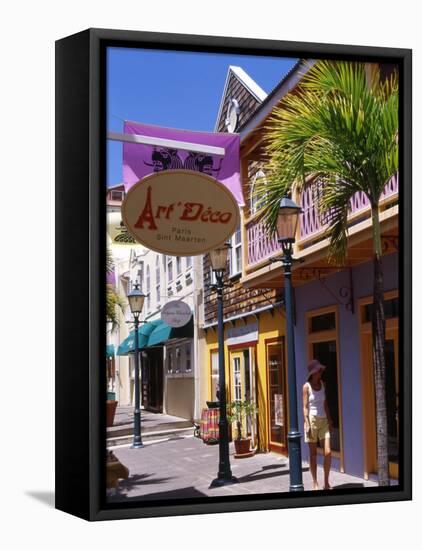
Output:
top-left (244, 174), bottom-right (399, 273)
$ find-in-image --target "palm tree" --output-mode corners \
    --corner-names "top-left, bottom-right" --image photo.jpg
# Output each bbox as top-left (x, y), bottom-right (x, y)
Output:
top-left (254, 61), bottom-right (398, 486)
top-left (106, 248), bottom-right (126, 332)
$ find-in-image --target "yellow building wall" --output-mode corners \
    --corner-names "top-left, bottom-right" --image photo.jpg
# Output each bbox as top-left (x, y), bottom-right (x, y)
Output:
top-left (202, 309), bottom-right (286, 454)
top-left (198, 329), bottom-right (210, 416)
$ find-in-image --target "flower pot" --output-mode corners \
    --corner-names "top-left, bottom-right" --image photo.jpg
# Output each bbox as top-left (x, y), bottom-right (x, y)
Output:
top-left (234, 438), bottom-right (251, 455)
top-left (106, 400), bottom-right (118, 427)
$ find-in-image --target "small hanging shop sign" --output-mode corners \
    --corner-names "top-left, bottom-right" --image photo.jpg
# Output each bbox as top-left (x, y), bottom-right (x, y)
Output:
top-left (161, 300), bottom-right (192, 328)
top-left (107, 211), bottom-right (137, 245)
top-left (121, 170), bottom-right (240, 256)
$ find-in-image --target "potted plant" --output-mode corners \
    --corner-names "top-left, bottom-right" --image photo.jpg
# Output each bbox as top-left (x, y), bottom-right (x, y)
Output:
top-left (106, 394), bottom-right (118, 427)
top-left (227, 399), bottom-right (259, 458)
top-left (106, 249), bottom-right (125, 428)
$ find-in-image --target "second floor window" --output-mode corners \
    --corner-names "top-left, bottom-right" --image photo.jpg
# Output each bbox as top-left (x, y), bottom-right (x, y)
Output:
top-left (110, 190), bottom-right (124, 202)
top-left (155, 256), bottom-right (160, 305)
top-left (186, 256), bottom-right (192, 269)
top-left (250, 169), bottom-right (267, 216)
top-left (146, 265), bottom-right (151, 310)
top-left (176, 256), bottom-right (182, 276)
top-left (167, 257), bottom-right (173, 283)
top-left (229, 225), bottom-right (242, 276)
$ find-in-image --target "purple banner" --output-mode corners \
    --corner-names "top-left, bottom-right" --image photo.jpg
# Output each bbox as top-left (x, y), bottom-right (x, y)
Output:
top-left (122, 121), bottom-right (243, 205)
top-left (106, 270), bottom-right (116, 287)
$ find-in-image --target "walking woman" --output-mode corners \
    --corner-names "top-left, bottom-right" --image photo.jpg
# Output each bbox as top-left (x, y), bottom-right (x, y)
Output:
top-left (302, 359), bottom-right (333, 490)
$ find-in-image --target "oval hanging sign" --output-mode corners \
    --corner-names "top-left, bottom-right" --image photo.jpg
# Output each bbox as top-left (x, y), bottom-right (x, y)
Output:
top-left (161, 300), bottom-right (192, 328)
top-left (121, 170), bottom-right (240, 256)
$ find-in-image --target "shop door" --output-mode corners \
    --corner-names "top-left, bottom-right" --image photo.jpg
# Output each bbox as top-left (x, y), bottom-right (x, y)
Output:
top-left (230, 351), bottom-right (247, 439)
top-left (266, 340), bottom-right (288, 453)
top-left (142, 349), bottom-right (163, 413)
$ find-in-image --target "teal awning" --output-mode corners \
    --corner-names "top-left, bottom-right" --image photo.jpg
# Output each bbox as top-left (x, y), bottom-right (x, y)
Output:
top-left (106, 344), bottom-right (115, 358)
top-left (117, 320), bottom-right (161, 356)
top-left (147, 318), bottom-right (193, 347)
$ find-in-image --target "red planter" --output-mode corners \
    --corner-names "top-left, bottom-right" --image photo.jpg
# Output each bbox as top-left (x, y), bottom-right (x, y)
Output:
top-left (234, 438), bottom-right (251, 455)
top-left (106, 400), bottom-right (118, 427)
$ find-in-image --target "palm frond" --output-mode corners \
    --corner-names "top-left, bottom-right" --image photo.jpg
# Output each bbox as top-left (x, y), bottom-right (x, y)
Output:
top-left (252, 60), bottom-right (399, 254)
top-left (106, 283), bottom-right (126, 332)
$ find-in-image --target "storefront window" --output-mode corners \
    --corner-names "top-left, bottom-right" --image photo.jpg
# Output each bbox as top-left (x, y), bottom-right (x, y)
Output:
top-left (185, 343), bottom-right (192, 372)
top-left (175, 347), bottom-right (181, 373)
top-left (167, 350), bottom-right (173, 373)
top-left (166, 342), bottom-right (194, 376)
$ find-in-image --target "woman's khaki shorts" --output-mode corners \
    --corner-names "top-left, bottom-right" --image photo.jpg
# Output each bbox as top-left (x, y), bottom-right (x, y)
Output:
top-left (305, 415), bottom-right (330, 443)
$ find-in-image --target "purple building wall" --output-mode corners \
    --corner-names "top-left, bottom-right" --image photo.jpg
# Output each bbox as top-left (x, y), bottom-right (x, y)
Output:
top-left (294, 252), bottom-right (398, 478)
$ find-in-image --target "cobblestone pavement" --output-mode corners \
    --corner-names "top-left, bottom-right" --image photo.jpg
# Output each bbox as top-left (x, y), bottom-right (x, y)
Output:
top-left (107, 434), bottom-right (377, 503)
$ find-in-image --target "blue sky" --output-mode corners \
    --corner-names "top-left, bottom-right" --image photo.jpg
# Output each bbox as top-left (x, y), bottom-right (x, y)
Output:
top-left (107, 47), bottom-right (297, 186)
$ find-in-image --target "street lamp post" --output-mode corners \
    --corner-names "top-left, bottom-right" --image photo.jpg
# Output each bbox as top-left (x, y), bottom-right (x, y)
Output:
top-left (127, 282), bottom-right (146, 449)
top-left (209, 243), bottom-right (238, 488)
top-left (275, 196), bottom-right (304, 492)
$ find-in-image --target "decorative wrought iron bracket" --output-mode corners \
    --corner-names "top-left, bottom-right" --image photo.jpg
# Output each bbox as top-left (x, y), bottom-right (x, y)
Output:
top-left (207, 281), bottom-right (234, 292)
top-left (298, 266), bottom-right (355, 314)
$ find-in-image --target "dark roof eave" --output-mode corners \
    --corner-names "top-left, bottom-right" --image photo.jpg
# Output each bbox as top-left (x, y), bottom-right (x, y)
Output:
top-left (239, 59), bottom-right (316, 145)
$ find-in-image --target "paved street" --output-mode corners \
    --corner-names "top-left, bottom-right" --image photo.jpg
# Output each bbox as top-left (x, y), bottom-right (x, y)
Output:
top-left (112, 406), bottom-right (192, 432)
top-left (107, 434), bottom-right (377, 503)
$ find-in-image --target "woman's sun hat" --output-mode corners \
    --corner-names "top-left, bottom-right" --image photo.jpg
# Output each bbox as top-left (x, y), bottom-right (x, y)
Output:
top-left (307, 359), bottom-right (326, 380)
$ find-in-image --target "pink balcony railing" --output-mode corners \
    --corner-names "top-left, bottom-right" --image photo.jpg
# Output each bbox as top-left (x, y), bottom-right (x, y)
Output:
top-left (246, 218), bottom-right (281, 267)
top-left (245, 173), bottom-right (398, 268)
top-left (300, 173), bottom-right (398, 242)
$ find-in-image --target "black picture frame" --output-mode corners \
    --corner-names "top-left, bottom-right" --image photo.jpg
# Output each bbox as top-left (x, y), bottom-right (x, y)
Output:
top-left (55, 28), bottom-right (412, 521)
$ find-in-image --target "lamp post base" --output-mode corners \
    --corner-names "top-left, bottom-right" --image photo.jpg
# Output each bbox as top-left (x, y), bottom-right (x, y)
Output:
top-left (131, 440), bottom-right (144, 449)
top-left (289, 483), bottom-right (305, 492)
top-left (209, 476), bottom-right (239, 488)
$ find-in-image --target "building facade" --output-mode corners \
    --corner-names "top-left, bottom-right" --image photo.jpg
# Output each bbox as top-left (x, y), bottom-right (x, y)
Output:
top-left (201, 60), bottom-right (399, 481)
top-left (114, 244), bottom-right (203, 422)
top-left (200, 65), bottom-right (291, 452)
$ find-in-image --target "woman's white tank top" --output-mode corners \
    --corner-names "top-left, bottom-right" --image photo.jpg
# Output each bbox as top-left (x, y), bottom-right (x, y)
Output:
top-left (307, 381), bottom-right (326, 417)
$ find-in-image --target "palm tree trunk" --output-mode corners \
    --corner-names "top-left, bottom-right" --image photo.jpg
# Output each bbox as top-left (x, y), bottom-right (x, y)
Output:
top-left (371, 204), bottom-right (389, 486)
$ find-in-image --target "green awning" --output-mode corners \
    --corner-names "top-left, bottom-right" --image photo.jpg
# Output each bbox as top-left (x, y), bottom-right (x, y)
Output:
top-left (147, 318), bottom-right (193, 347)
top-left (117, 320), bottom-right (162, 356)
top-left (106, 344), bottom-right (115, 358)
